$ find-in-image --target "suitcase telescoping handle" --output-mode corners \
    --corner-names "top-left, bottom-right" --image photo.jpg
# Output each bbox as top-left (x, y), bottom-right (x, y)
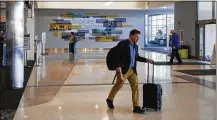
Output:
top-left (112, 74), bottom-right (116, 84)
top-left (147, 61), bottom-right (154, 83)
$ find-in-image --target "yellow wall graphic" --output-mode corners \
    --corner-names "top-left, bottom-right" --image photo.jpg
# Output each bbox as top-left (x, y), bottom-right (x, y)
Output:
top-left (96, 36), bottom-right (119, 42)
top-left (122, 24), bottom-right (133, 27)
top-left (106, 15), bottom-right (119, 18)
top-left (50, 23), bottom-right (81, 30)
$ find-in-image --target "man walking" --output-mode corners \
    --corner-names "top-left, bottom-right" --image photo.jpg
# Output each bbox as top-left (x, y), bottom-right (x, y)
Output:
top-left (106, 29), bottom-right (153, 114)
top-left (169, 29), bottom-right (182, 64)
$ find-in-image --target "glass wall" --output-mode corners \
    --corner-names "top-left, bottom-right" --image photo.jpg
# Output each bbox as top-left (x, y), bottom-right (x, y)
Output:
top-left (144, 14), bottom-right (174, 47)
top-left (198, 2), bottom-right (213, 20)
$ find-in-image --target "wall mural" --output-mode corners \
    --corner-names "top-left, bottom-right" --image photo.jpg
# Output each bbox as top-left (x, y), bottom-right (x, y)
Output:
top-left (49, 12), bottom-right (133, 42)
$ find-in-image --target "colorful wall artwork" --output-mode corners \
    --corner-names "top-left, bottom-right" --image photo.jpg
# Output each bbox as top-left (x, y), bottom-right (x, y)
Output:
top-left (49, 12), bottom-right (133, 42)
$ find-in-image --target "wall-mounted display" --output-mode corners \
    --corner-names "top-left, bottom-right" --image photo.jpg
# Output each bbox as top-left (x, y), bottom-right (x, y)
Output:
top-left (49, 12), bottom-right (133, 42)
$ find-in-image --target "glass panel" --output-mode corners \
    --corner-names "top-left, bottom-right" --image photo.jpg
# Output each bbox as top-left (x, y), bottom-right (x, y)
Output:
top-left (152, 20), bottom-right (156, 26)
top-left (149, 26), bottom-right (152, 36)
top-left (149, 37), bottom-right (153, 41)
top-left (205, 24), bottom-right (216, 62)
top-left (145, 37), bottom-right (148, 43)
top-left (148, 17), bottom-right (152, 25)
top-left (152, 27), bottom-right (157, 35)
top-left (215, 2), bottom-right (216, 19)
top-left (170, 14), bottom-right (174, 19)
top-left (157, 20), bottom-right (162, 26)
top-left (167, 19), bottom-right (170, 25)
top-left (158, 15), bottom-right (163, 20)
top-left (145, 14), bottom-right (148, 23)
top-left (162, 19), bottom-right (166, 26)
top-left (198, 2), bottom-right (213, 20)
top-left (152, 16), bottom-right (157, 20)
top-left (145, 26), bottom-right (148, 36)
top-left (171, 18), bottom-right (174, 25)
top-left (163, 27), bottom-right (166, 33)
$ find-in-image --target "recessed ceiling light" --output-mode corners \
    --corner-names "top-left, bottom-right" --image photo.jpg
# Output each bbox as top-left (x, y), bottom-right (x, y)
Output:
top-left (101, 2), bottom-right (113, 6)
top-left (162, 7), bottom-right (167, 9)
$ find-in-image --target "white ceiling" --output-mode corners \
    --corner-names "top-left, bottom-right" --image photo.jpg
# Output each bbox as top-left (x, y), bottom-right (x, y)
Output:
top-left (36, 1), bottom-right (174, 10)
top-left (148, 2), bottom-right (174, 11)
top-left (36, 2), bottom-right (148, 10)
top-left (0, 1), bottom-right (174, 10)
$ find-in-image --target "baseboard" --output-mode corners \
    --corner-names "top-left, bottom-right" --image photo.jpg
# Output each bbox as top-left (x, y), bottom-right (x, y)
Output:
top-left (189, 55), bottom-right (196, 59)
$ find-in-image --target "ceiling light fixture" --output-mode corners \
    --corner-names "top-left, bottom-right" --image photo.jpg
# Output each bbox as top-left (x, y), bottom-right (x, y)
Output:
top-left (162, 6), bottom-right (167, 9)
top-left (101, 1), bottom-right (113, 6)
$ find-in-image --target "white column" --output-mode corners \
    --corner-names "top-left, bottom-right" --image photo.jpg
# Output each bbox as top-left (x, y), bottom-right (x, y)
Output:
top-left (6, 1), bottom-right (24, 88)
top-left (216, 2), bottom-right (217, 120)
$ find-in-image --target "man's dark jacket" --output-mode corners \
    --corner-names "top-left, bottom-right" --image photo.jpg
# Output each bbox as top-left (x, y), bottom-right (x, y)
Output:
top-left (115, 40), bottom-right (148, 75)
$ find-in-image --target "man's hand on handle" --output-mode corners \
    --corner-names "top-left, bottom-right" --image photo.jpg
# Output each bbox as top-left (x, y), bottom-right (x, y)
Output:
top-left (147, 59), bottom-right (154, 64)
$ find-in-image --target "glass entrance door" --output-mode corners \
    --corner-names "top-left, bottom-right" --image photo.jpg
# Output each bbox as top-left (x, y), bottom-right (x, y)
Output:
top-left (204, 24), bottom-right (216, 62)
top-left (198, 24), bottom-right (216, 61)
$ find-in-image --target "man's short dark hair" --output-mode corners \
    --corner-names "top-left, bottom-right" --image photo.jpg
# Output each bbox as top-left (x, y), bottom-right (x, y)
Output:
top-left (130, 29), bottom-right (140, 36)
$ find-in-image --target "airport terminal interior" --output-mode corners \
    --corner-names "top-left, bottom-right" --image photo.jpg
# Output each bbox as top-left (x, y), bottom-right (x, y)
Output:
top-left (0, 1), bottom-right (217, 120)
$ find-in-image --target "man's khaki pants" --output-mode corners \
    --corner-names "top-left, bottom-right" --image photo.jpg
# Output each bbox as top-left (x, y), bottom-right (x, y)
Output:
top-left (108, 69), bottom-right (139, 106)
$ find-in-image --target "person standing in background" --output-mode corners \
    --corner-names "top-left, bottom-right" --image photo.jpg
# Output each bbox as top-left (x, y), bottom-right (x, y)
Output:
top-left (169, 29), bottom-right (182, 64)
top-left (0, 31), bottom-right (5, 60)
top-left (69, 32), bottom-right (76, 54)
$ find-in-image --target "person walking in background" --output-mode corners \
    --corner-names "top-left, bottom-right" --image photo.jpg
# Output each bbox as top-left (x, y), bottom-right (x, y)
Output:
top-left (69, 32), bottom-right (76, 54)
top-left (169, 29), bottom-right (182, 64)
top-left (106, 29), bottom-right (153, 114)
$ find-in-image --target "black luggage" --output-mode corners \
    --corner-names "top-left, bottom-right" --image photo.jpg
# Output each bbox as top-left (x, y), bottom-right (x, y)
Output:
top-left (106, 46), bottom-right (119, 71)
top-left (143, 62), bottom-right (162, 111)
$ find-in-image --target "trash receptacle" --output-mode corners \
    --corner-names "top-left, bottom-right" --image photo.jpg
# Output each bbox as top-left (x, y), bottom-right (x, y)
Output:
top-left (179, 45), bottom-right (189, 59)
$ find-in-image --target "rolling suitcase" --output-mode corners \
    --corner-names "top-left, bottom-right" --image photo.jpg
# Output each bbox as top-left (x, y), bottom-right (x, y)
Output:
top-left (143, 62), bottom-right (162, 111)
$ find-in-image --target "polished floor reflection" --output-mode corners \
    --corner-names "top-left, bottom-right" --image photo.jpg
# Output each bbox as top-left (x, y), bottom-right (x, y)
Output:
top-left (13, 50), bottom-right (215, 120)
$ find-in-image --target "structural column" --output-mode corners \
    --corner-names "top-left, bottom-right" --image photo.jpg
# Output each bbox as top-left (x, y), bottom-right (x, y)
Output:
top-left (216, 2), bottom-right (217, 120)
top-left (6, 1), bottom-right (24, 89)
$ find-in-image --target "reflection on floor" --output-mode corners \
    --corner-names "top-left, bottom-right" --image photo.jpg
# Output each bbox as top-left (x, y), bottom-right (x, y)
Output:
top-left (0, 60), bottom-right (35, 120)
top-left (143, 47), bottom-right (171, 55)
top-left (3, 50), bottom-right (217, 120)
